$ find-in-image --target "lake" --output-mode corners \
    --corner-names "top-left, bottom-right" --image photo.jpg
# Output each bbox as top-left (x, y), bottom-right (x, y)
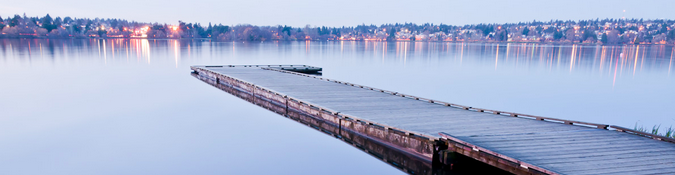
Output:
top-left (1, 39), bottom-right (673, 174)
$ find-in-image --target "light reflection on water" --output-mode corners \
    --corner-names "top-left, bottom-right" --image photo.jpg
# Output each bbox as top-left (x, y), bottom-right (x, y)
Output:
top-left (2, 39), bottom-right (674, 124)
top-left (1, 39), bottom-right (674, 174)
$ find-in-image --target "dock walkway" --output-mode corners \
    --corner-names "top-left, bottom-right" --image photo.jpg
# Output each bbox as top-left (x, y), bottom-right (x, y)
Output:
top-left (191, 65), bottom-right (675, 175)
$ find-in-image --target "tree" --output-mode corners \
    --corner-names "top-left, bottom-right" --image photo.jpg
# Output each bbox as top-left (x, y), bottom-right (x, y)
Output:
top-left (607, 30), bottom-right (620, 44)
top-left (476, 24), bottom-right (493, 36)
top-left (553, 30), bottom-right (563, 40)
top-left (601, 33), bottom-right (608, 44)
top-left (0, 15), bottom-right (5, 30)
top-left (41, 14), bottom-right (57, 32)
top-left (653, 33), bottom-right (667, 43)
top-left (280, 25), bottom-right (292, 37)
top-left (582, 29), bottom-right (596, 41)
top-left (194, 23), bottom-right (209, 38)
top-left (616, 27), bottom-right (625, 34)
top-left (522, 27), bottom-right (530, 36)
top-left (97, 27), bottom-right (107, 37)
top-left (205, 23), bottom-right (212, 37)
top-left (643, 34), bottom-right (654, 43)
top-left (63, 17), bottom-right (73, 24)
top-left (54, 17), bottom-right (62, 27)
top-left (211, 24), bottom-right (230, 40)
top-left (36, 28), bottom-right (48, 36)
top-left (85, 20), bottom-right (94, 31)
top-left (73, 24), bottom-right (82, 34)
top-left (668, 29), bottom-right (675, 41)
top-left (564, 28), bottom-right (576, 41)
top-left (494, 29), bottom-right (508, 41)
top-left (386, 28), bottom-right (396, 41)
top-left (2, 26), bottom-right (18, 36)
top-left (10, 15), bottom-right (21, 27)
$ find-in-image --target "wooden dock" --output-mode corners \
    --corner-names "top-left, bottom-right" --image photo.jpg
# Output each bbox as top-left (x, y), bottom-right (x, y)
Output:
top-left (191, 65), bottom-right (675, 175)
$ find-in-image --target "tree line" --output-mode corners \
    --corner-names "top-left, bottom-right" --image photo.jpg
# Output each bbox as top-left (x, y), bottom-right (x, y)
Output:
top-left (1, 13), bottom-right (675, 45)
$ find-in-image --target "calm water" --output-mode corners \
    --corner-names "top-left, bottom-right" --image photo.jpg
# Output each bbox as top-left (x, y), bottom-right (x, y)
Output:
top-left (1, 39), bottom-right (674, 174)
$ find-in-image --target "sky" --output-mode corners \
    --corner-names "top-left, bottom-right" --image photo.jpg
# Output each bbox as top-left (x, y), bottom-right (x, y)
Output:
top-left (1, 0), bottom-right (674, 27)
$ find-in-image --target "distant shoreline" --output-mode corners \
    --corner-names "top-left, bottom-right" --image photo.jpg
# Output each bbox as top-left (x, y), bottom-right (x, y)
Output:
top-left (1, 37), bottom-right (672, 46)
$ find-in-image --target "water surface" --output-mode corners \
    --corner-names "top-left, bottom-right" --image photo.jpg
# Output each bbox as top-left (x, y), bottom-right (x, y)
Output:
top-left (1, 39), bottom-right (673, 174)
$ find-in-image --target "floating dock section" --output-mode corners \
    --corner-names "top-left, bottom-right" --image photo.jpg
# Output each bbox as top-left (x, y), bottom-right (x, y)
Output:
top-left (191, 65), bottom-right (675, 175)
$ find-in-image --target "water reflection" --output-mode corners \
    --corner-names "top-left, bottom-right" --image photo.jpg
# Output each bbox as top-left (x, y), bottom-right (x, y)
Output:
top-left (1, 38), bottom-right (673, 129)
top-left (3, 39), bottom-right (672, 80)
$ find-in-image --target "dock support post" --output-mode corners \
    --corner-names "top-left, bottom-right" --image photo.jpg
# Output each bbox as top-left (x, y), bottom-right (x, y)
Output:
top-left (284, 96), bottom-right (289, 116)
top-left (338, 118), bottom-right (342, 138)
top-left (432, 140), bottom-right (449, 167)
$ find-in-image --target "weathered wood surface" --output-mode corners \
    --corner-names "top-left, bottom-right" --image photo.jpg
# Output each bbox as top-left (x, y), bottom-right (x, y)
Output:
top-left (192, 66), bottom-right (675, 175)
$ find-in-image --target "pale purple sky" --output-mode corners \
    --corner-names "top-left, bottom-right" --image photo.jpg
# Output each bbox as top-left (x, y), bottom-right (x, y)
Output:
top-left (1, 0), bottom-right (674, 27)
